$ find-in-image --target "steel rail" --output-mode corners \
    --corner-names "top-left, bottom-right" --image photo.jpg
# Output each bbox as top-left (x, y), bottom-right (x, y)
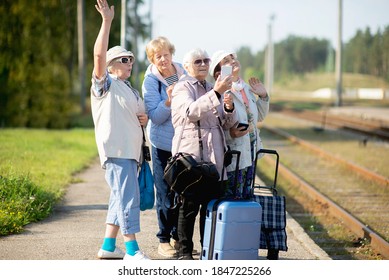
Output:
top-left (263, 124), bottom-right (389, 187)
top-left (262, 154), bottom-right (389, 259)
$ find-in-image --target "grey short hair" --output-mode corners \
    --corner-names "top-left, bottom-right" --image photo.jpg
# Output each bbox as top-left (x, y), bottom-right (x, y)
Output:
top-left (107, 63), bottom-right (114, 73)
top-left (182, 48), bottom-right (209, 67)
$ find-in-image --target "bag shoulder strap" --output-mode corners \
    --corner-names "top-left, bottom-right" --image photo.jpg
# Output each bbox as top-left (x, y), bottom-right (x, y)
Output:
top-left (141, 126), bottom-right (146, 144)
top-left (175, 111), bottom-right (188, 152)
top-left (158, 80), bottom-right (162, 94)
top-left (196, 120), bottom-right (205, 162)
top-left (177, 93), bottom-right (205, 161)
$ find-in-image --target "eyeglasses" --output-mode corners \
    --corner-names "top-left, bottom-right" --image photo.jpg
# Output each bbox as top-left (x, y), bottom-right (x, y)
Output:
top-left (221, 54), bottom-right (237, 65)
top-left (193, 58), bottom-right (211, 67)
top-left (115, 57), bottom-right (134, 64)
top-left (221, 57), bottom-right (236, 65)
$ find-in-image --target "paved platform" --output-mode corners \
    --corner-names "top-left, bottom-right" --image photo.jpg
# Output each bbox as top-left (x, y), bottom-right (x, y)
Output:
top-left (0, 158), bottom-right (330, 261)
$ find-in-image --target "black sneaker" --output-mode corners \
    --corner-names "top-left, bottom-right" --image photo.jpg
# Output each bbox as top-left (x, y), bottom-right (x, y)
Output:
top-left (178, 254), bottom-right (194, 260)
top-left (267, 249), bottom-right (279, 260)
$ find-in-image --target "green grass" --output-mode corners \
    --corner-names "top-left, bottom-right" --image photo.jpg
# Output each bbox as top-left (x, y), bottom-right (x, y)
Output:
top-left (0, 128), bottom-right (97, 236)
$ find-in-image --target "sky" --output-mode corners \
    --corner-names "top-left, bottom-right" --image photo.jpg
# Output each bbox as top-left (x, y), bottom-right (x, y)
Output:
top-left (141, 0), bottom-right (389, 63)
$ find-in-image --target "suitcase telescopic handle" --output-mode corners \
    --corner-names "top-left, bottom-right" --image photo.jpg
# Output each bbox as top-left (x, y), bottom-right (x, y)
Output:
top-left (252, 148), bottom-right (279, 192)
top-left (228, 149), bottom-right (240, 190)
top-left (221, 149), bottom-right (240, 188)
top-left (207, 150), bottom-right (241, 260)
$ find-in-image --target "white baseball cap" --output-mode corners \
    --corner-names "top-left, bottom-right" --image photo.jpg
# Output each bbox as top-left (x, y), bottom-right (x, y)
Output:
top-left (106, 46), bottom-right (134, 66)
top-left (209, 50), bottom-right (235, 78)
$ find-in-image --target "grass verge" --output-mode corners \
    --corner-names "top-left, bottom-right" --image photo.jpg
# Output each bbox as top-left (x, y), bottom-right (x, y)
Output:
top-left (0, 128), bottom-right (97, 236)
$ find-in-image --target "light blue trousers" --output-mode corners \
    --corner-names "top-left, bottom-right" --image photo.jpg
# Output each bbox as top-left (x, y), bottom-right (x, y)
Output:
top-left (104, 158), bottom-right (140, 235)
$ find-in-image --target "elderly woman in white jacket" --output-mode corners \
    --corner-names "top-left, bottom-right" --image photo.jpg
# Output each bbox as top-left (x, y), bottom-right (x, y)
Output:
top-left (91, 0), bottom-right (149, 261)
top-left (170, 48), bottom-right (237, 260)
top-left (210, 50), bottom-right (269, 198)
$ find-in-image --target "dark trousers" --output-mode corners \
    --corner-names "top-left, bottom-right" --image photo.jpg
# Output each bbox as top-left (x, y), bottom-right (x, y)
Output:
top-left (177, 196), bottom-right (208, 256)
top-left (152, 146), bottom-right (178, 243)
top-left (177, 183), bottom-right (224, 257)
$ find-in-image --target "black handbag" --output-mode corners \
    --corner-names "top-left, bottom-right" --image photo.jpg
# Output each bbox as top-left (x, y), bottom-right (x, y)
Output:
top-left (164, 119), bottom-right (220, 198)
top-left (164, 152), bottom-right (219, 197)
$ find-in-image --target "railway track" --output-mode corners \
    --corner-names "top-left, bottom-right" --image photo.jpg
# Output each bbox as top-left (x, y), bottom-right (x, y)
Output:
top-left (264, 125), bottom-right (388, 187)
top-left (273, 107), bottom-right (389, 141)
top-left (257, 113), bottom-right (389, 259)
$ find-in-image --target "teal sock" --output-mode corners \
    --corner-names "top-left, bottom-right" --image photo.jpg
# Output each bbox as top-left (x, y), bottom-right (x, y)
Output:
top-left (101, 237), bottom-right (116, 252)
top-left (125, 240), bottom-right (140, 256)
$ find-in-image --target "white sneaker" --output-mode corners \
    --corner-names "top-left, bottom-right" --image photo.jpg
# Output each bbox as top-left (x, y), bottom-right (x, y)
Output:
top-left (123, 251), bottom-right (150, 260)
top-left (97, 247), bottom-right (125, 259)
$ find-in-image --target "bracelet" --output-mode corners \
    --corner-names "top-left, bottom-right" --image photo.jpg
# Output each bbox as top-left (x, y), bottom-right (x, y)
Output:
top-left (224, 104), bottom-right (234, 112)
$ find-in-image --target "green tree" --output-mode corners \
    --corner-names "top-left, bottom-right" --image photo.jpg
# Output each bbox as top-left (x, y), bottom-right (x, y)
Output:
top-left (0, 1), bottom-right (76, 128)
top-left (344, 26), bottom-right (389, 82)
top-left (236, 46), bottom-right (265, 81)
top-left (0, 0), bottom-right (150, 128)
top-left (274, 36), bottom-right (329, 75)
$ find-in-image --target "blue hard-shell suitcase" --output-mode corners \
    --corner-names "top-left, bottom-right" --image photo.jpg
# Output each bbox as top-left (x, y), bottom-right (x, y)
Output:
top-left (202, 198), bottom-right (262, 260)
top-left (201, 150), bottom-right (262, 260)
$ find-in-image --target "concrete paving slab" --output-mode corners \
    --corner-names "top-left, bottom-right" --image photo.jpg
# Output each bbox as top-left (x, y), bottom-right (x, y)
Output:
top-left (0, 158), bottom-right (330, 261)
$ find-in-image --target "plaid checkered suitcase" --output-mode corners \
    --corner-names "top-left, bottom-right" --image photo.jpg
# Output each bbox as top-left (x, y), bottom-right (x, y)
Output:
top-left (252, 149), bottom-right (288, 257)
top-left (201, 150), bottom-right (262, 260)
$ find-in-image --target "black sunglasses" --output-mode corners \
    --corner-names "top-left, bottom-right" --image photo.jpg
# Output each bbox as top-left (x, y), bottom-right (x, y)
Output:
top-left (116, 57), bottom-right (134, 64)
top-left (193, 58), bottom-right (211, 67)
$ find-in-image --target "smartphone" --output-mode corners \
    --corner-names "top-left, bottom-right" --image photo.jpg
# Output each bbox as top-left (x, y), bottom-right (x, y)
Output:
top-left (143, 145), bottom-right (151, 161)
top-left (221, 65), bottom-right (232, 79)
top-left (237, 123), bottom-right (249, 131)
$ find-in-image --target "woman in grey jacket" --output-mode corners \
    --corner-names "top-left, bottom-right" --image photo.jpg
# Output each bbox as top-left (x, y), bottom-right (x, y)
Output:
top-left (209, 50), bottom-right (269, 198)
top-left (171, 48), bottom-right (237, 259)
top-left (142, 37), bottom-right (186, 258)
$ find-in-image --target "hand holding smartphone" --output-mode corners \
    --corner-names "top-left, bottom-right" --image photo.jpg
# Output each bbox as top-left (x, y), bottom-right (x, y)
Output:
top-left (237, 123), bottom-right (249, 131)
top-left (221, 65), bottom-right (232, 79)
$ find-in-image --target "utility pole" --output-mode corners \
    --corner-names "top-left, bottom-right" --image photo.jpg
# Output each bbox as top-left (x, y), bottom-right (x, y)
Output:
top-left (130, 0), bottom-right (140, 90)
top-left (77, 0), bottom-right (86, 113)
top-left (121, 0), bottom-right (127, 48)
top-left (266, 14), bottom-right (275, 95)
top-left (149, 0), bottom-right (153, 39)
top-left (335, 0), bottom-right (343, 107)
